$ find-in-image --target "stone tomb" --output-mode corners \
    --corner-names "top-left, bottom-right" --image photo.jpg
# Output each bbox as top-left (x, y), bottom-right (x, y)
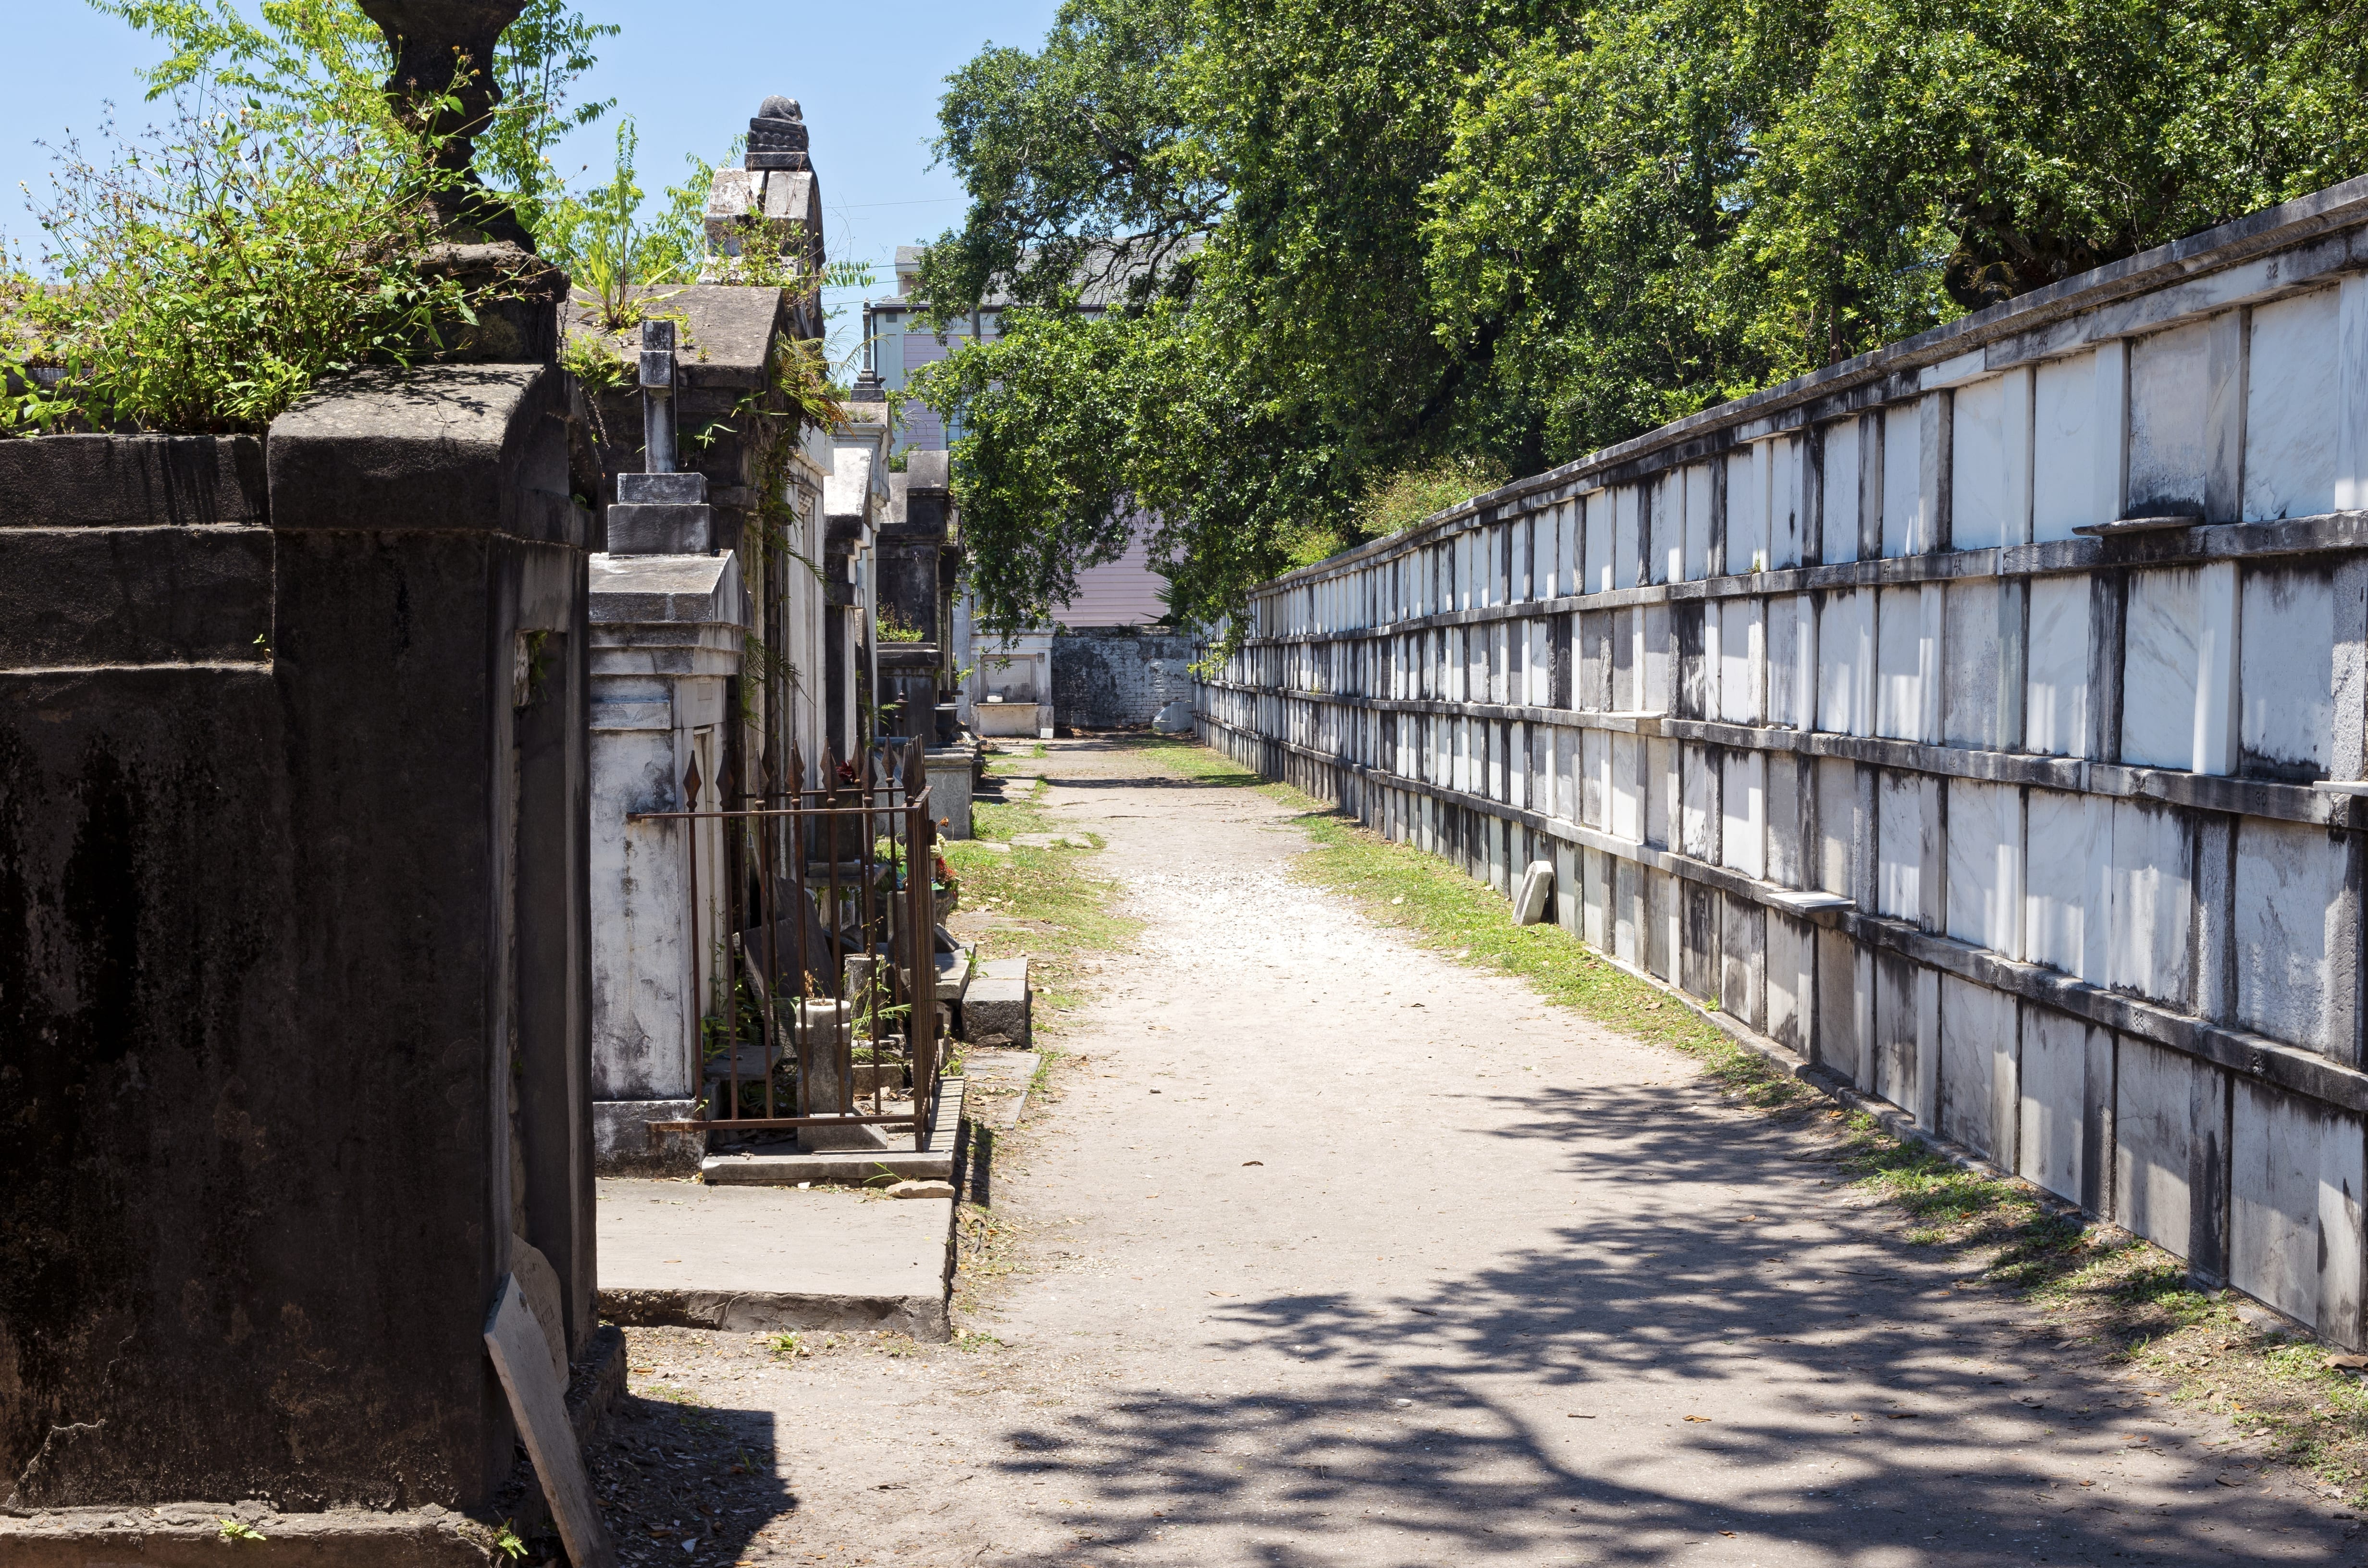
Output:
top-left (0, 367), bottom-right (599, 1535)
top-left (1202, 178), bottom-right (2368, 1346)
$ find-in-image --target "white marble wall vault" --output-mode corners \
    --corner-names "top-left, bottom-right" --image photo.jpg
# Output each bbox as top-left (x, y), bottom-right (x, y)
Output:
top-left (1200, 174), bottom-right (2368, 1347)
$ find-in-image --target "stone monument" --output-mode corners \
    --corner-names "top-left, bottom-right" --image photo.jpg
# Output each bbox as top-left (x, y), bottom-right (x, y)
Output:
top-left (0, 6), bottom-right (609, 1560)
top-left (588, 321), bottom-right (741, 1174)
top-left (358, 0), bottom-right (569, 359)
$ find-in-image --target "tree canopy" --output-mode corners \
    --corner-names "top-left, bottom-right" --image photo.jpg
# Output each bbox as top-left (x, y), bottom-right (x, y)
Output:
top-left (913, 0), bottom-right (2368, 635)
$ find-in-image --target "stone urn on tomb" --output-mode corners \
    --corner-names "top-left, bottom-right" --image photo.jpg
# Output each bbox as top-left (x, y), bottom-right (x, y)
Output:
top-left (358, 0), bottom-right (568, 360)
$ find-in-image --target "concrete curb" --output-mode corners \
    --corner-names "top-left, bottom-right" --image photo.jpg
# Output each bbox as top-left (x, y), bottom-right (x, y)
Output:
top-left (0, 1508), bottom-right (505, 1567)
top-left (0, 1334), bottom-right (631, 1568)
top-left (595, 1285), bottom-right (949, 1343)
top-left (700, 1081), bottom-right (966, 1187)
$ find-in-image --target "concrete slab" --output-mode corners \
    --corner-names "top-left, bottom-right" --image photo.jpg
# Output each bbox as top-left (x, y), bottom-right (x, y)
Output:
top-left (0, 1507), bottom-right (509, 1567)
top-left (935, 944), bottom-right (975, 1003)
top-left (963, 952), bottom-right (1031, 1045)
top-left (595, 1180), bottom-right (953, 1341)
top-left (699, 1078), bottom-right (965, 1187)
top-left (957, 1049), bottom-right (1039, 1130)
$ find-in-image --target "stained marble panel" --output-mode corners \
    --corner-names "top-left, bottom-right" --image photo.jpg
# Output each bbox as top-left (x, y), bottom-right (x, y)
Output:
top-left (1647, 737), bottom-right (1677, 851)
top-left (2116, 1036), bottom-right (2219, 1262)
top-left (1581, 728), bottom-right (1609, 829)
top-left (1767, 595), bottom-right (1805, 728)
top-left (1720, 749), bottom-right (1766, 879)
top-left (1952, 375), bottom-right (2008, 551)
top-left (2245, 285), bottom-right (2341, 523)
top-left (2107, 800), bottom-right (2194, 1009)
top-left (2230, 1081), bottom-right (2365, 1336)
top-left (1767, 910), bottom-right (1812, 1052)
top-left (1939, 974), bottom-right (2013, 1162)
top-left (1682, 462), bottom-right (1713, 582)
top-left (2239, 564), bottom-right (2334, 780)
top-left (1680, 742), bottom-right (1719, 862)
top-left (1585, 490), bottom-right (1614, 594)
top-left (2024, 787), bottom-right (2110, 981)
top-left (1614, 483), bottom-right (1641, 590)
top-left (1817, 589), bottom-right (1870, 736)
top-left (2233, 816), bottom-right (2349, 1055)
top-left (1815, 928), bottom-right (1860, 1077)
top-left (1874, 953), bottom-right (1920, 1112)
top-left (1816, 757), bottom-right (1856, 896)
top-left (2121, 567), bottom-right (2206, 770)
top-left (1882, 402), bottom-right (1922, 559)
top-left (1727, 448), bottom-right (1766, 574)
top-left (1718, 598), bottom-right (1762, 724)
top-left (1582, 846), bottom-right (1610, 948)
top-left (1641, 602), bottom-right (1673, 713)
top-left (2025, 574), bottom-right (2091, 757)
top-left (1822, 419), bottom-right (1861, 564)
top-left (2018, 1007), bottom-right (2094, 1204)
top-left (1875, 585), bottom-right (1928, 741)
top-left (1876, 769), bottom-right (1925, 920)
top-left (2126, 317), bottom-right (2214, 517)
top-left (1770, 435), bottom-right (1805, 569)
top-left (1943, 580), bottom-right (2002, 748)
top-left (1945, 778), bottom-right (2020, 955)
top-left (2033, 350), bottom-right (2100, 542)
top-left (1766, 753), bottom-right (1805, 888)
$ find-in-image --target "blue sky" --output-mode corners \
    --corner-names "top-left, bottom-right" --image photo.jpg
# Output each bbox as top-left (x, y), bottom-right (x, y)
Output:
top-left (2, 0), bottom-right (1061, 362)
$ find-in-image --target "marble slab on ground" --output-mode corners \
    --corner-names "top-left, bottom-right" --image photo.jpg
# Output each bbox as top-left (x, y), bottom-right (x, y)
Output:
top-left (596, 1179), bottom-right (953, 1341)
top-left (956, 1049), bottom-right (1040, 1130)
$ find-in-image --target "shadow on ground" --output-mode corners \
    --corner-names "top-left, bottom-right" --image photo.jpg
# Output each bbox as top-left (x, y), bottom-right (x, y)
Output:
top-left (588, 1393), bottom-right (791, 1567)
top-left (979, 1084), bottom-right (2331, 1565)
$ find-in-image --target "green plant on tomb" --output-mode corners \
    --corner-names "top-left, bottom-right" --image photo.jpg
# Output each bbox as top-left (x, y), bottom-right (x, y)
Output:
top-left (4, 0), bottom-right (632, 435)
top-left (876, 605), bottom-right (928, 643)
top-left (3, 81), bottom-right (481, 434)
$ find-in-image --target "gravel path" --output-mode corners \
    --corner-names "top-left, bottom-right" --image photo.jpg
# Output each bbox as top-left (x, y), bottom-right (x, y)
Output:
top-left (597, 738), bottom-right (2357, 1568)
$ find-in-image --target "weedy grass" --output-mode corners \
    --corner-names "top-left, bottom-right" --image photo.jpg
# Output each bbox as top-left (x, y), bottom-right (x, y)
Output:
top-left (1132, 738), bottom-right (2368, 1503)
top-left (942, 754), bottom-right (1139, 1021)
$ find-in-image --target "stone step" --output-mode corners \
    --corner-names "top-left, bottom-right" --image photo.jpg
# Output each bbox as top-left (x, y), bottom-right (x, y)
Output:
top-left (957, 1051), bottom-right (1040, 1131)
top-left (698, 1078), bottom-right (966, 1188)
top-left (962, 954), bottom-right (1032, 1047)
top-left (594, 1179), bottom-right (954, 1341)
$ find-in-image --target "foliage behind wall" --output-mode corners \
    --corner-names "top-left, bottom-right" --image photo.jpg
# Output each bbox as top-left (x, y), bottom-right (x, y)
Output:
top-left (913, 0), bottom-right (2368, 637)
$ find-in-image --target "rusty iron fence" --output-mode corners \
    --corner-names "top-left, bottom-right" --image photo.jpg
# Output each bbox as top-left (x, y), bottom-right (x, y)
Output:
top-left (634, 735), bottom-right (946, 1152)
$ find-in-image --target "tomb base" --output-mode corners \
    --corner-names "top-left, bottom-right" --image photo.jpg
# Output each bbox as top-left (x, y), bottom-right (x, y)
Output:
top-left (592, 1099), bottom-right (707, 1176)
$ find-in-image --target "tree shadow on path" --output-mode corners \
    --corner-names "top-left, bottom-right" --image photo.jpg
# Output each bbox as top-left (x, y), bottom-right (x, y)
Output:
top-left (979, 1082), bottom-right (2342, 1566)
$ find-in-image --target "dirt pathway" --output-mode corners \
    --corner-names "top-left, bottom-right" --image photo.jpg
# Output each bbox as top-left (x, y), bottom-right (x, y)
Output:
top-left (593, 739), bottom-right (2357, 1568)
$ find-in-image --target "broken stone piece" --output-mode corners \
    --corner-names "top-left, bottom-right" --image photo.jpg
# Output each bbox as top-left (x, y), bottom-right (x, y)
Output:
top-left (1514, 859), bottom-right (1554, 926)
top-left (885, 1180), bottom-right (955, 1200)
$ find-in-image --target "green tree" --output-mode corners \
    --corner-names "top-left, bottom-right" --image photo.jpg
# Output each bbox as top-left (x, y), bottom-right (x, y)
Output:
top-left (917, 0), bottom-right (2368, 635)
top-left (478, 0), bottom-right (622, 241)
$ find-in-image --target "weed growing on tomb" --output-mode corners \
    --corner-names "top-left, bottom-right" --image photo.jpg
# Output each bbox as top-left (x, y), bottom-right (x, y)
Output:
top-left (1138, 738), bottom-right (2368, 1507)
top-left (0, 1), bottom-right (587, 432)
top-left (4, 88), bottom-right (481, 433)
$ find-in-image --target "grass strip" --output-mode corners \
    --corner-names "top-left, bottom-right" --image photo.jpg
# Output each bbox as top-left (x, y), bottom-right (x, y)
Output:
top-left (939, 751), bottom-right (1139, 1022)
top-left (1135, 737), bottom-right (2368, 1504)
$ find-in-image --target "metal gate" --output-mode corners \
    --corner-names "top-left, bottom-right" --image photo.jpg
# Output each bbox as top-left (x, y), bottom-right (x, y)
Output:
top-left (636, 735), bottom-right (943, 1152)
